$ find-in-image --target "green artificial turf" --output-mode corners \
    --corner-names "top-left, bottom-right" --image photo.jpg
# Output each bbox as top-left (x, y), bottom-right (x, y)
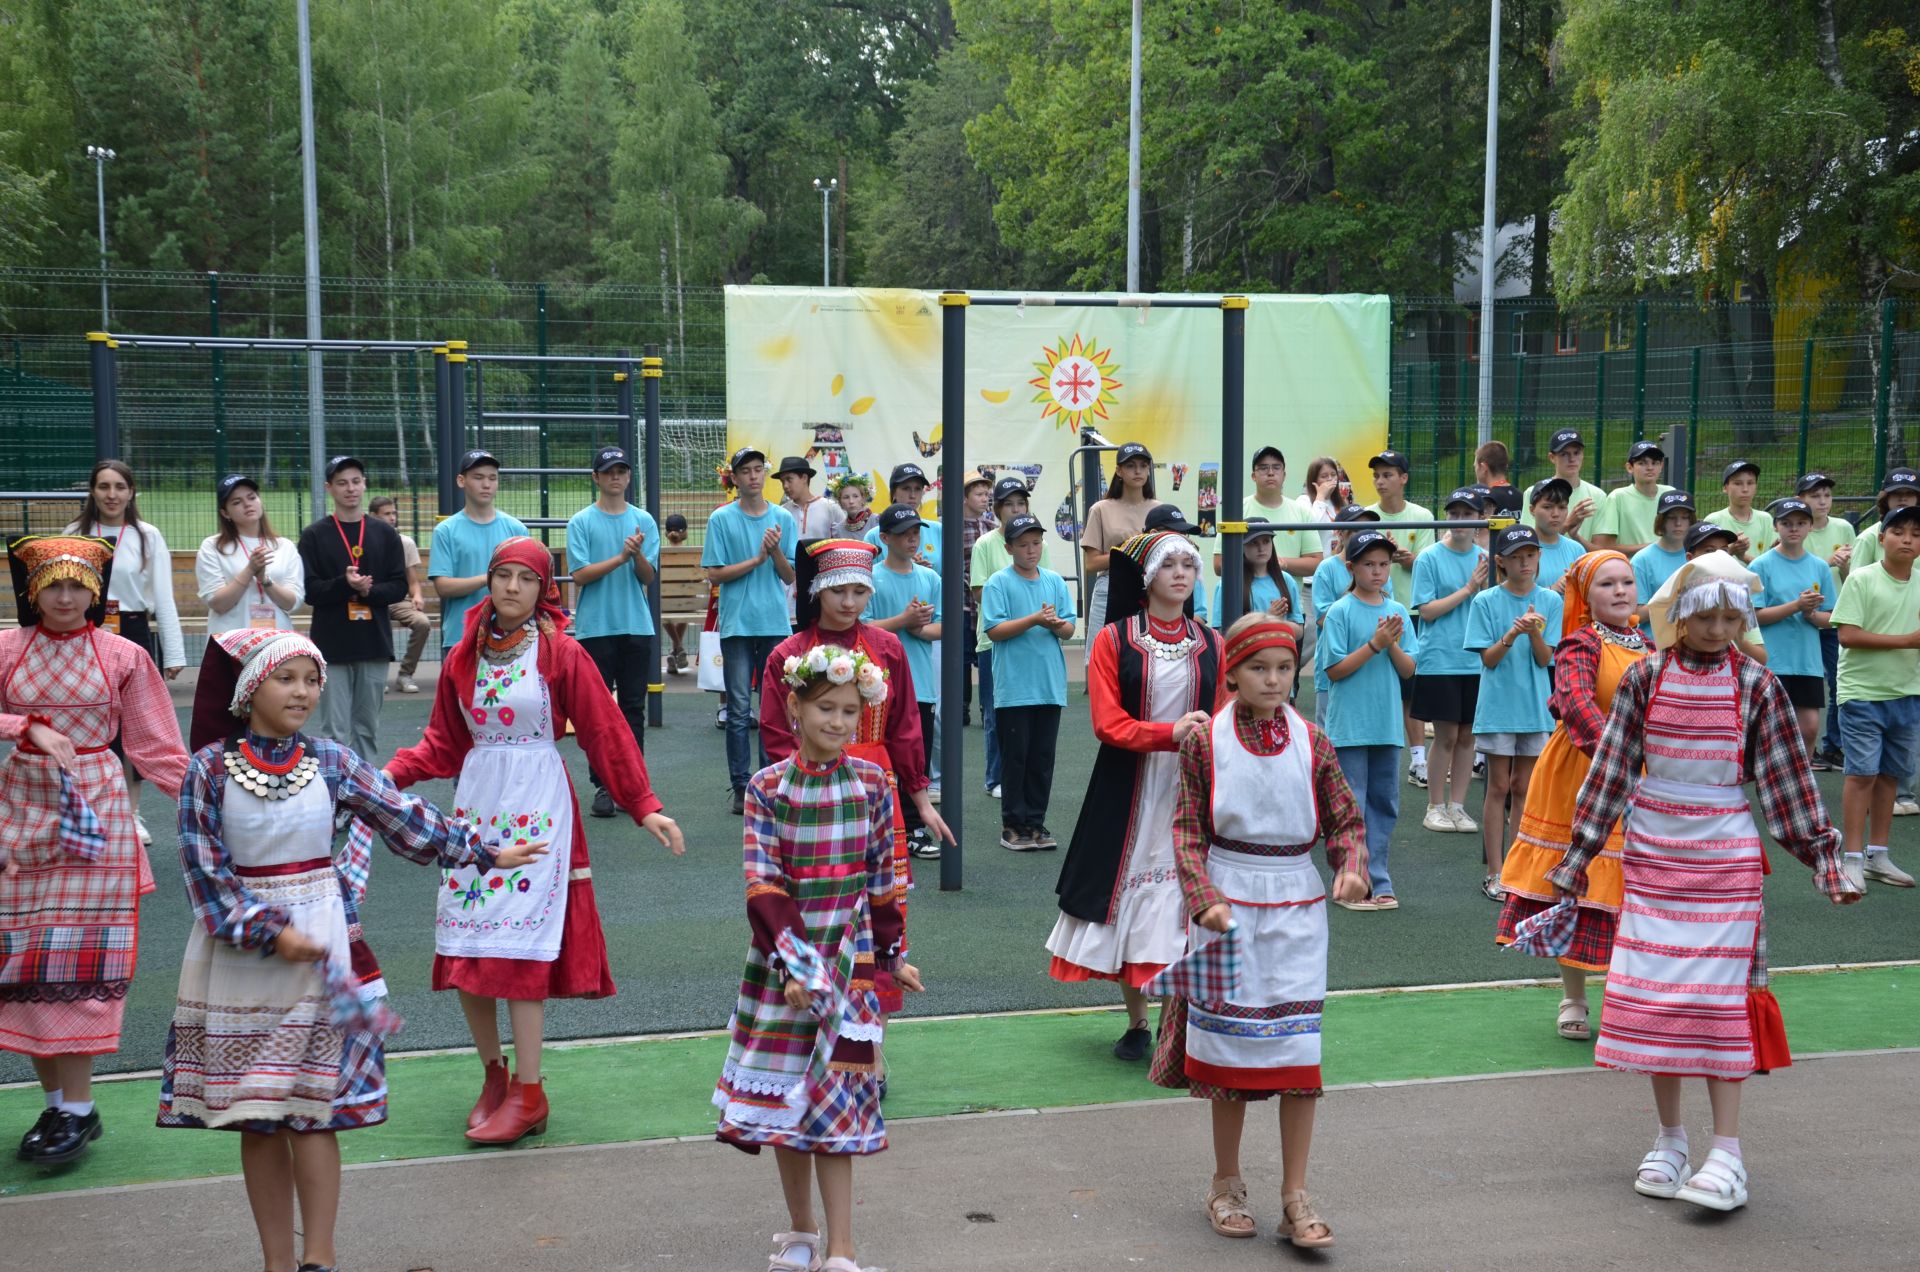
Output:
top-left (2, 967), bottom-right (1912, 1199)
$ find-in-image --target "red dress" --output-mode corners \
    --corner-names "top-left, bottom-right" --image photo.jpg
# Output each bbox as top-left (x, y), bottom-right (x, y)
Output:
top-left (386, 626), bottom-right (662, 1000)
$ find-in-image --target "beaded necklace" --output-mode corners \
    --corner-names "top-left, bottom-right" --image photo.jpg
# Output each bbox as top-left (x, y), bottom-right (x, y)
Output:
top-left (223, 736), bottom-right (319, 801)
top-left (1140, 611), bottom-right (1200, 661)
top-left (481, 618), bottom-right (536, 666)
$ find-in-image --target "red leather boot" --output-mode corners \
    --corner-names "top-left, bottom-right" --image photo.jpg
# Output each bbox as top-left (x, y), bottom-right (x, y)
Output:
top-left (466, 1076), bottom-right (548, 1144)
top-left (467, 1059), bottom-right (510, 1131)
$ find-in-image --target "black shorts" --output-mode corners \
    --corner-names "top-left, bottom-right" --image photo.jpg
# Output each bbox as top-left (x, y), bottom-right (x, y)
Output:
top-left (1779, 674), bottom-right (1826, 711)
top-left (1410, 673), bottom-right (1480, 725)
top-left (1399, 674), bottom-right (1415, 705)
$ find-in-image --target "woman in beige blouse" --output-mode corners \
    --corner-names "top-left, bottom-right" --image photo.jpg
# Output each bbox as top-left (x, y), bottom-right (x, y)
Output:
top-left (1080, 442), bottom-right (1163, 656)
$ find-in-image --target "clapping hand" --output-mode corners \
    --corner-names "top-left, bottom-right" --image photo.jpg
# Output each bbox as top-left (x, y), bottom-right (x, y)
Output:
top-left (249, 544), bottom-right (274, 577)
top-left (1796, 587), bottom-right (1822, 614)
top-left (759, 526), bottom-right (784, 558)
top-left (1268, 594), bottom-right (1291, 619)
top-left (1469, 557), bottom-right (1490, 590)
top-left (623, 531), bottom-right (647, 560)
top-left (1370, 613), bottom-right (1404, 650)
top-left (906, 599), bottom-right (936, 629)
top-left (346, 567), bottom-right (373, 595)
top-left (1512, 603), bottom-right (1545, 637)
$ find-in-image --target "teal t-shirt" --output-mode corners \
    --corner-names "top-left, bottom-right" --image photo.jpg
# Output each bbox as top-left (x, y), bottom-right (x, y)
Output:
top-left (980, 566), bottom-right (1075, 708)
top-left (565, 503), bottom-right (660, 639)
top-left (1535, 534), bottom-right (1584, 591)
top-left (427, 509), bottom-right (530, 647)
top-left (864, 518), bottom-right (943, 574)
top-left (1309, 556), bottom-right (1352, 697)
top-left (1464, 584), bottom-right (1563, 734)
top-left (1210, 571), bottom-right (1301, 629)
top-left (865, 561), bottom-right (942, 703)
top-left (701, 501), bottom-right (798, 638)
top-left (1631, 542), bottom-right (1688, 638)
top-left (1752, 548), bottom-right (1837, 678)
top-left (1320, 591), bottom-right (1419, 748)
top-left (1410, 539), bottom-right (1486, 676)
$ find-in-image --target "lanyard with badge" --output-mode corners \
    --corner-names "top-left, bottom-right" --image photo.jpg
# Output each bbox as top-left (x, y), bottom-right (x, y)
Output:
top-left (240, 535), bottom-right (279, 629)
top-left (334, 516), bottom-right (372, 621)
top-left (95, 525), bottom-right (123, 634)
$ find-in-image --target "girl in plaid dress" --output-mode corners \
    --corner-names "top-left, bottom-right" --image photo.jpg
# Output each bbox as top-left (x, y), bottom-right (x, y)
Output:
top-left (0, 534), bottom-right (189, 1167)
top-left (1150, 616), bottom-right (1367, 1249)
top-left (715, 645), bottom-right (921, 1272)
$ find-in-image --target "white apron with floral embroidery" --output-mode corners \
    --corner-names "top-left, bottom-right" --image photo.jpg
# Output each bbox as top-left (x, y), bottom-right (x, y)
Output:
top-left (434, 634), bottom-right (573, 962)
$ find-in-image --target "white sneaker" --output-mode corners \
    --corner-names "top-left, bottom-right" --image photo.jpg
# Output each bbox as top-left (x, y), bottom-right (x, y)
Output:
top-left (1447, 803), bottom-right (1480, 833)
top-left (1422, 805), bottom-right (1456, 833)
top-left (1408, 760), bottom-right (1429, 789)
top-left (1843, 854), bottom-right (1867, 892)
top-left (135, 814), bottom-right (152, 846)
top-left (1892, 800), bottom-right (1920, 817)
top-left (397, 676), bottom-right (420, 694)
top-left (1865, 852), bottom-right (1916, 887)
top-left (988, 784), bottom-right (1002, 799)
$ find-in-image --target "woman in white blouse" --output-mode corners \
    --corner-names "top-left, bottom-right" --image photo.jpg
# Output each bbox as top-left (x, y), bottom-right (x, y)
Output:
top-left (66, 459), bottom-right (188, 844)
top-left (189, 473), bottom-right (304, 752)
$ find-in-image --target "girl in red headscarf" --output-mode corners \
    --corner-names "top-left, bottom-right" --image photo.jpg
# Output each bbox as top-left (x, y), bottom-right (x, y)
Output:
top-left (386, 536), bottom-right (685, 1144)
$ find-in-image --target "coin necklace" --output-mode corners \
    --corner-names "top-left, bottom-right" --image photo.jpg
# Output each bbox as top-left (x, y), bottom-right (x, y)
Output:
top-left (224, 738), bottom-right (319, 801)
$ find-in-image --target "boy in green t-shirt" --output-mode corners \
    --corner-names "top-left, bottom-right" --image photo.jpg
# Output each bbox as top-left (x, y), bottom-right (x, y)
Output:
top-left (1831, 502), bottom-right (1920, 889)
top-left (1704, 459), bottom-right (1775, 562)
top-left (1589, 439), bottom-right (1674, 555)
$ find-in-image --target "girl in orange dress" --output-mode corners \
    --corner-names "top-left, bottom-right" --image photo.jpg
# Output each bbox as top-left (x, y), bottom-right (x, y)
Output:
top-left (1494, 549), bottom-right (1646, 1041)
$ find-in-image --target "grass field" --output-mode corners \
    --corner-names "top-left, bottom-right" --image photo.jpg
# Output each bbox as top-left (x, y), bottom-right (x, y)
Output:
top-left (3, 683), bottom-right (1913, 1088)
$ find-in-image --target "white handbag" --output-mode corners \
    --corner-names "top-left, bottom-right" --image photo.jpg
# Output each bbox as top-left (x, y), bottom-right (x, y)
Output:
top-left (696, 628), bottom-right (726, 692)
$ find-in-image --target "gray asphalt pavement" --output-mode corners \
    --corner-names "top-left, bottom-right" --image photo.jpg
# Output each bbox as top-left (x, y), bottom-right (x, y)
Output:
top-left (9, 1051), bottom-right (1915, 1271)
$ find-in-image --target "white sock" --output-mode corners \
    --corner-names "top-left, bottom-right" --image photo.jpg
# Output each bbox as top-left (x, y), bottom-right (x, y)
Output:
top-left (43, 1088), bottom-right (62, 1110)
top-left (1711, 1134), bottom-right (1741, 1161)
top-left (1867, 844), bottom-right (1889, 858)
top-left (1845, 850), bottom-right (1865, 861)
top-left (1410, 745), bottom-right (1427, 765)
top-left (56, 1099), bottom-right (93, 1117)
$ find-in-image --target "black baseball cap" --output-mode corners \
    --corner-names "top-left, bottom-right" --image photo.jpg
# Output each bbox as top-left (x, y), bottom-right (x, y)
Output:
top-left (324, 455), bottom-right (366, 480)
top-left (1003, 513), bottom-right (1044, 542)
top-left (1685, 522), bottom-right (1737, 553)
top-left (1242, 518), bottom-right (1279, 542)
top-left (458, 448), bottom-right (500, 475)
top-left (1655, 490), bottom-right (1696, 528)
top-left (877, 504), bottom-right (924, 537)
top-left (1369, 450), bottom-right (1410, 473)
top-left (1627, 440), bottom-right (1666, 463)
top-left (1879, 468), bottom-right (1919, 497)
top-left (592, 445), bottom-right (630, 473)
top-left (1143, 503), bottom-right (1201, 534)
top-left (888, 463), bottom-right (928, 491)
top-left (1344, 529), bottom-right (1392, 561)
top-left (216, 473), bottom-right (258, 504)
top-left (1493, 525), bottom-right (1541, 556)
top-left (775, 455), bottom-right (816, 478)
top-left (1796, 472), bottom-right (1836, 494)
top-left (1443, 486), bottom-right (1481, 513)
top-left (728, 446), bottom-right (767, 471)
top-left (663, 513), bottom-right (688, 532)
top-left (991, 476), bottom-right (1029, 508)
top-left (1769, 497), bottom-right (1812, 522)
top-left (1527, 476), bottom-right (1573, 506)
top-left (1333, 505), bottom-right (1380, 524)
top-left (1115, 442), bottom-right (1152, 466)
top-left (1251, 445), bottom-right (1286, 468)
top-left (1881, 504), bottom-right (1920, 533)
top-left (1548, 429), bottom-right (1584, 454)
top-left (1721, 459), bottom-right (1760, 485)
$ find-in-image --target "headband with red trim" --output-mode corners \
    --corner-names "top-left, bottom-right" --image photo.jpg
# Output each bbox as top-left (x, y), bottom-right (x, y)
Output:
top-left (1223, 620), bottom-right (1298, 677)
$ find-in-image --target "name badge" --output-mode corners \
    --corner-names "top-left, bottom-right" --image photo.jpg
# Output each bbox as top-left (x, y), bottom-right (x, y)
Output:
top-left (248, 604), bottom-right (278, 630)
top-left (347, 602), bottom-right (373, 622)
top-left (103, 599), bottom-right (121, 634)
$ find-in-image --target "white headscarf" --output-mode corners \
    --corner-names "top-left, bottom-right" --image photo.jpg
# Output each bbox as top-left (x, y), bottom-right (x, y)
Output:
top-left (1648, 550), bottom-right (1760, 650)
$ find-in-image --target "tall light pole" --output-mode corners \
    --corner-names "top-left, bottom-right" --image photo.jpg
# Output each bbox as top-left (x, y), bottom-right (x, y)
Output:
top-left (297, 0), bottom-right (326, 516)
top-left (1125, 0), bottom-right (1142, 293)
top-left (812, 177), bottom-right (837, 288)
top-left (85, 145), bottom-right (115, 326)
top-left (1476, 0), bottom-right (1501, 445)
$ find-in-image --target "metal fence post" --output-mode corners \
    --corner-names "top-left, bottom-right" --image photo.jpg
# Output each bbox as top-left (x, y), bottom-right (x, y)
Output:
top-left (1632, 299), bottom-right (1649, 438)
top-left (1593, 353), bottom-right (1607, 476)
top-left (434, 345), bottom-right (458, 517)
top-left (1686, 347), bottom-right (1701, 493)
top-left (87, 331), bottom-right (119, 461)
top-left (1456, 358), bottom-right (1472, 488)
top-left (208, 271), bottom-right (229, 479)
top-left (537, 283), bottom-right (551, 534)
top-left (617, 348), bottom-right (637, 460)
top-left (1875, 297), bottom-right (1896, 486)
top-left (1797, 337), bottom-right (1814, 481)
top-left (1219, 296), bottom-right (1249, 626)
top-left (1513, 349), bottom-right (1528, 462)
top-left (1427, 361), bottom-right (1442, 509)
top-left (938, 291), bottom-right (968, 891)
top-left (641, 345), bottom-right (664, 728)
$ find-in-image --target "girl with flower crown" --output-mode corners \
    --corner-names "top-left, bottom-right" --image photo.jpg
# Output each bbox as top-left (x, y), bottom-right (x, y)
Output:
top-left (715, 643), bottom-right (921, 1272)
top-left (385, 537), bottom-right (684, 1145)
top-left (829, 472), bottom-right (875, 538)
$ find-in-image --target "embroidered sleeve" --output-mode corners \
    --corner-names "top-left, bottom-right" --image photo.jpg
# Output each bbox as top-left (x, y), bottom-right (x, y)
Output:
top-left (1745, 662), bottom-right (1852, 897)
top-left (1310, 726), bottom-right (1368, 889)
top-left (1173, 725), bottom-right (1228, 919)
top-left (327, 740), bottom-right (494, 872)
top-left (177, 754), bottom-right (289, 955)
top-left (865, 765), bottom-right (904, 968)
top-left (743, 770), bottom-right (806, 962)
top-left (1552, 657), bottom-right (1654, 893)
top-left (1550, 627), bottom-right (1609, 755)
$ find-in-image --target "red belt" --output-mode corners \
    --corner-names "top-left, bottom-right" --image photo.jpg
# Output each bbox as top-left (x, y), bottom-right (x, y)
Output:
top-left (236, 857), bottom-right (334, 878)
top-left (17, 742), bottom-right (113, 757)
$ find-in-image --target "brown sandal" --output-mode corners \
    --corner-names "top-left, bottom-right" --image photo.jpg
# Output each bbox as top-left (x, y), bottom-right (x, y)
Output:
top-left (1205, 1175), bottom-right (1256, 1238)
top-left (1277, 1189), bottom-right (1334, 1248)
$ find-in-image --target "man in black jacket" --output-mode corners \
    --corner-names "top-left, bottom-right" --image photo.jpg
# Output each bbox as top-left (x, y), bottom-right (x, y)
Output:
top-left (298, 456), bottom-right (410, 759)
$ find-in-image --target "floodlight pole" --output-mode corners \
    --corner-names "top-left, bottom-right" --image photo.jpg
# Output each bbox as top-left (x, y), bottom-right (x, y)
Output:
top-left (85, 146), bottom-right (115, 326)
top-left (1126, 0), bottom-right (1143, 292)
top-left (297, 0), bottom-right (327, 515)
top-left (939, 291), bottom-right (968, 891)
top-left (1476, 0), bottom-right (1500, 445)
top-left (813, 178), bottom-right (837, 288)
top-left (1219, 297), bottom-right (1249, 625)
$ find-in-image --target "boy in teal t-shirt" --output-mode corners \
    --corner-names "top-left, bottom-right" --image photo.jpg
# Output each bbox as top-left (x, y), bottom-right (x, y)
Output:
top-left (1309, 507), bottom-right (1377, 721)
top-left (866, 504), bottom-right (944, 858)
top-left (428, 449), bottom-right (531, 648)
top-left (1630, 491), bottom-right (1696, 636)
top-left (1410, 489), bottom-right (1489, 834)
top-left (1752, 497), bottom-right (1837, 759)
top-left (1524, 477), bottom-right (1586, 590)
top-left (982, 515), bottom-right (1076, 850)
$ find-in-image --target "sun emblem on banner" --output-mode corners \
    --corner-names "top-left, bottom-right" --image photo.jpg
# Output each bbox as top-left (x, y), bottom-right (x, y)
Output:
top-left (1030, 334), bottom-right (1122, 430)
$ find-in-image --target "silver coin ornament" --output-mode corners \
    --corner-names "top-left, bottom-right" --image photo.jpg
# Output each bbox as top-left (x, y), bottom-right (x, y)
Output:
top-left (224, 749), bottom-right (319, 801)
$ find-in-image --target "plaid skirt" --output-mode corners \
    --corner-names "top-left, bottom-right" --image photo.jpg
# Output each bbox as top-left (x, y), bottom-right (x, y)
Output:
top-left (0, 993), bottom-right (127, 1058)
top-left (1495, 892), bottom-right (1618, 973)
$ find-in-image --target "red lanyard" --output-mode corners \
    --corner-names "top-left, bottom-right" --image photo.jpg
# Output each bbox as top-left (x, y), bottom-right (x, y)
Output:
top-left (332, 516), bottom-right (365, 564)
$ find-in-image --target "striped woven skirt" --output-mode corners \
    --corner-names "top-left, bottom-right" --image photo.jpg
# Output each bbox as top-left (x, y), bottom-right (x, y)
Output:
top-left (1597, 776), bottom-right (1787, 1080)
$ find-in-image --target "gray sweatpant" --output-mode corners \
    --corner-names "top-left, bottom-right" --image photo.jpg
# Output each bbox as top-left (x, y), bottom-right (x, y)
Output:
top-left (312, 658), bottom-right (388, 762)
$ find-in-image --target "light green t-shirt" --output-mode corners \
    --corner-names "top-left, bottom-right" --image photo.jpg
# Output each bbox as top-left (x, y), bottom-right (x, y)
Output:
top-left (1851, 523), bottom-right (1883, 573)
top-left (1522, 479), bottom-right (1609, 532)
top-left (1591, 483), bottom-right (1675, 549)
top-left (1832, 561), bottom-right (1920, 703)
top-left (1705, 506), bottom-right (1777, 558)
top-left (1364, 500), bottom-right (1435, 607)
top-left (971, 529), bottom-right (1012, 652)
top-left (1244, 493), bottom-right (1315, 563)
top-left (1804, 516), bottom-right (1856, 570)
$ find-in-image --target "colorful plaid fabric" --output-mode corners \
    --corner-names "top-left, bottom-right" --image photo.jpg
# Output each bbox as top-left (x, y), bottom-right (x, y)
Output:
top-left (55, 770), bottom-right (107, 862)
top-left (1504, 897), bottom-right (1577, 958)
top-left (1145, 922), bottom-right (1242, 1002)
top-left (1496, 892), bottom-right (1617, 971)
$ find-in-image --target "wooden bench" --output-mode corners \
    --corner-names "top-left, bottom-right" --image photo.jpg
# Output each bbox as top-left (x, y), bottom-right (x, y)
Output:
top-left (658, 546), bottom-right (710, 626)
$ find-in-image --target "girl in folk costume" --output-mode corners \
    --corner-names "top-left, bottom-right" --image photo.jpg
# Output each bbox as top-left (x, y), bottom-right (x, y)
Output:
top-left (385, 537), bottom-right (685, 1144)
top-left (1495, 549), bottom-right (1646, 1042)
top-left (0, 534), bottom-right (189, 1166)
top-left (160, 631), bottom-right (540, 1272)
top-left (1550, 552), bottom-right (1859, 1213)
top-left (1047, 530), bottom-right (1223, 1063)
top-left (1149, 616), bottom-right (1367, 1249)
top-left (715, 645), bottom-right (922, 1272)
top-left (760, 538), bottom-right (953, 1014)
top-left (829, 471), bottom-right (875, 539)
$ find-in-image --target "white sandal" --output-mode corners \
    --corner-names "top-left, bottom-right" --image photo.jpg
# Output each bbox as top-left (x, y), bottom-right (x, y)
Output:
top-left (1674, 1147), bottom-right (1748, 1212)
top-left (1557, 998), bottom-right (1591, 1041)
top-left (821, 1258), bottom-right (883, 1272)
top-left (1632, 1136), bottom-right (1690, 1199)
top-left (767, 1231), bottom-right (822, 1272)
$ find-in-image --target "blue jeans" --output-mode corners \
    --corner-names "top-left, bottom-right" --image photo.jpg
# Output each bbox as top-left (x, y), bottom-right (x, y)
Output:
top-left (1335, 744), bottom-right (1400, 898)
top-left (1819, 627), bottom-right (1841, 754)
top-left (722, 634), bottom-right (779, 791)
top-left (978, 646), bottom-right (1001, 789)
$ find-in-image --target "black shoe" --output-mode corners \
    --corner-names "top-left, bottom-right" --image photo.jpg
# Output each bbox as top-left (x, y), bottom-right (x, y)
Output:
top-left (1112, 1026), bottom-right (1152, 1062)
top-left (1030, 824), bottom-right (1059, 849)
top-left (16, 1107), bottom-right (59, 1160)
top-left (28, 1108), bottom-right (102, 1164)
top-left (298, 1265), bottom-right (337, 1272)
top-left (730, 788), bottom-right (746, 816)
top-left (590, 787), bottom-right (617, 818)
top-left (907, 828), bottom-right (941, 860)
